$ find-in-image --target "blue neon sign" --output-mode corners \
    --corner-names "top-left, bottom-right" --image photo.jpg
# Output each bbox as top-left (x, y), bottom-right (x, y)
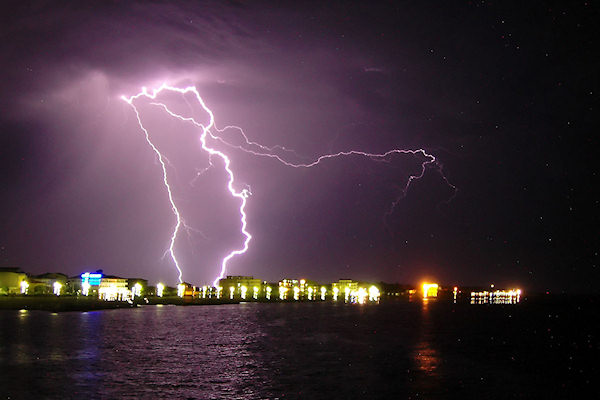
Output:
top-left (81, 272), bottom-right (103, 286)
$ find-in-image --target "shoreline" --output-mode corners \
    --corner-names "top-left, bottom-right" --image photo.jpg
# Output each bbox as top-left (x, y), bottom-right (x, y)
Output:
top-left (0, 296), bottom-right (241, 312)
top-left (1, 293), bottom-right (596, 313)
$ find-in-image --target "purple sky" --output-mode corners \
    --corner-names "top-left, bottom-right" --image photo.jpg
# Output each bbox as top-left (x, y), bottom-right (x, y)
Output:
top-left (1, 1), bottom-right (597, 292)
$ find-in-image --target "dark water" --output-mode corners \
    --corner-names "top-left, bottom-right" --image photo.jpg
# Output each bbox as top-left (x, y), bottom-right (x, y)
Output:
top-left (1, 298), bottom-right (598, 399)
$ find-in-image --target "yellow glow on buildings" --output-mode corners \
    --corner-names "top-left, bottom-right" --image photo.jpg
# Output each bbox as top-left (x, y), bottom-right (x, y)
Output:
top-left (98, 284), bottom-right (130, 301)
top-left (422, 283), bottom-right (439, 299)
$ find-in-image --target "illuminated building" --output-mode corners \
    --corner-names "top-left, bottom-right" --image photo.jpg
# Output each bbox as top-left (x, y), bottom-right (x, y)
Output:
top-left (176, 282), bottom-right (195, 298)
top-left (27, 273), bottom-right (68, 295)
top-left (320, 286), bottom-right (327, 300)
top-left (332, 280), bottom-right (358, 302)
top-left (422, 283), bottom-right (439, 299)
top-left (279, 278), bottom-right (320, 300)
top-left (0, 267), bottom-right (28, 295)
top-left (219, 276), bottom-right (262, 299)
top-left (98, 276), bottom-right (129, 301)
top-left (79, 271), bottom-right (103, 297)
top-left (470, 289), bottom-right (522, 304)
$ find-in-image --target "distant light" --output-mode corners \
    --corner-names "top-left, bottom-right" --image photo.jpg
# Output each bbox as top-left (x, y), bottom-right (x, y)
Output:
top-left (253, 286), bottom-right (259, 300)
top-left (53, 281), bottom-right (62, 296)
top-left (422, 283), bottom-right (439, 299)
top-left (20, 280), bottom-right (29, 295)
top-left (320, 286), bottom-right (326, 301)
top-left (356, 287), bottom-right (367, 304)
top-left (156, 283), bottom-right (165, 297)
top-left (132, 282), bottom-right (142, 298)
top-left (368, 285), bottom-right (380, 302)
top-left (82, 282), bottom-right (91, 296)
top-left (333, 287), bottom-right (339, 301)
top-left (177, 283), bottom-right (186, 298)
top-left (293, 286), bottom-right (300, 301)
top-left (229, 286), bottom-right (235, 300)
top-left (470, 288), bottom-right (522, 304)
top-left (266, 286), bottom-right (272, 300)
top-left (241, 285), bottom-right (248, 300)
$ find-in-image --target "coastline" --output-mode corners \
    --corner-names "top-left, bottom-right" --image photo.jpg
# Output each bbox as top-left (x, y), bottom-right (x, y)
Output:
top-left (0, 296), bottom-right (240, 312)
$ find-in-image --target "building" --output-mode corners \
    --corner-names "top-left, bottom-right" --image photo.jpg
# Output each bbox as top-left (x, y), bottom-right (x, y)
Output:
top-left (99, 275), bottom-right (130, 301)
top-left (28, 273), bottom-right (68, 295)
top-left (0, 267), bottom-right (27, 295)
top-left (218, 276), bottom-right (262, 299)
top-left (332, 279), bottom-right (359, 301)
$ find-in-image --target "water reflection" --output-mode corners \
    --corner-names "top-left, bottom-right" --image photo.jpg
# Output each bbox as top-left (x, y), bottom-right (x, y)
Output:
top-left (410, 300), bottom-right (443, 397)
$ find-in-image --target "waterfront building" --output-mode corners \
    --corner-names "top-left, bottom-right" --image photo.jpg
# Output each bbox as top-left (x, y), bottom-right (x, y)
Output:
top-left (99, 275), bottom-right (130, 301)
top-left (0, 267), bottom-right (27, 295)
top-left (219, 276), bottom-right (262, 299)
top-left (28, 273), bottom-right (68, 295)
top-left (332, 279), bottom-right (358, 301)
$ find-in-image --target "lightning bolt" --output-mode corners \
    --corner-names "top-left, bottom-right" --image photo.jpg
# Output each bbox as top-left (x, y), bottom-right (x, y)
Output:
top-left (122, 84), bottom-right (456, 287)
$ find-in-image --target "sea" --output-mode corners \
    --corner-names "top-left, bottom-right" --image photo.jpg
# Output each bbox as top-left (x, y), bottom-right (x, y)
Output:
top-left (0, 297), bottom-right (598, 399)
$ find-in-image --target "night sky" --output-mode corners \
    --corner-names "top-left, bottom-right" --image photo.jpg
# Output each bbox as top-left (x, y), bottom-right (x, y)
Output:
top-left (0, 1), bottom-right (597, 292)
